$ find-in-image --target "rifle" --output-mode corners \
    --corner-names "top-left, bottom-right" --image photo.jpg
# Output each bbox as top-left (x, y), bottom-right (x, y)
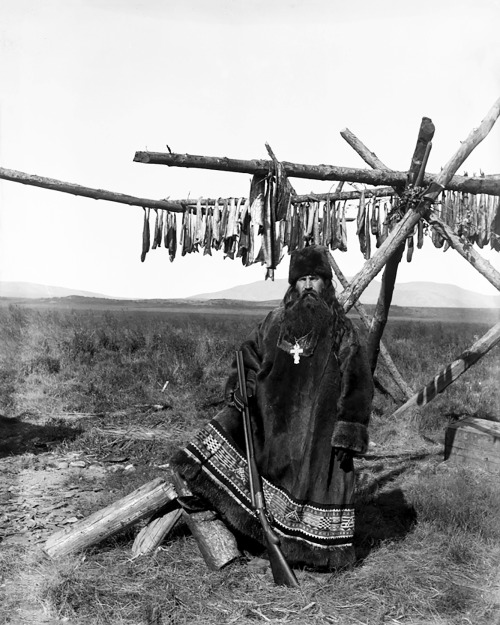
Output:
top-left (235, 350), bottom-right (299, 588)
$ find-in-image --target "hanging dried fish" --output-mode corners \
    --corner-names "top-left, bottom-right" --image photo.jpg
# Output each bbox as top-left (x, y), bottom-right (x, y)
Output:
top-left (223, 198), bottom-right (238, 259)
top-left (194, 198), bottom-right (203, 247)
top-left (417, 218), bottom-right (424, 249)
top-left (212, 198), bottom-right (221, 250)
top-left (141, 207), bottom-right (151, 262)
top-left (330, 200), bottom-right (339, 250)
top-left (249, 175), bottom-right (265, 261)
top-left (152, 209), bottom-right (160, 250)
top-left (339, 201), bottom-right (348, 252)
top-left (204, 207), bottom-right (213, 256)
top-left (491, 195), bottom-right (500, 252)
top-left (322, 199), bottom-right (331, 248)
top-left (289, 203), bottom-right (298, 252)
top-left (263, 176), bottom-right (276, 279)
top-left (156, 210), bottom-right (165, 248)
top-left (370, 199), bottom-right (379, 236)
top-left (313, 202), bottom-right (321, 245)
top-left (283, 198), bottom-right (292, 250)
top-left (364, 197), bottom-right (371, 260)
top-left (357, 190), bottom-right (367, 256)
top-left (199, 199), bottom-right (208, 248)
top-left (220, 199), bottom-right (229, 240)
top-left (166, 212), bottom-right (177, 262)
top-left (380, 201), bottom-right (389, 244)
top-left (477, 194), bottom-right (487, 248)
top-left (406, 232), bottom-right (414, 262)
top-left (297, 203), bottom-right (306, 250)
top-left (237, 198), bottom-right (250, 264)
top-left (431, 226), bottom-right (444, 249)
top-left (181, 209), bottom-right (189, 256)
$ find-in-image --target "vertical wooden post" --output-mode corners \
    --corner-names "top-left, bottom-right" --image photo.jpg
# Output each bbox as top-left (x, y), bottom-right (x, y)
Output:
top-left (341, 118), bottom-right (435, 372)
top-left (329, 253), bottom-right (413, 400)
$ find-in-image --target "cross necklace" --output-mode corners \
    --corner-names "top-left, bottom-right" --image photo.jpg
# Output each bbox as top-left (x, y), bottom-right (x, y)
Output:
top-left (290, 341), bottom-right (304, 364)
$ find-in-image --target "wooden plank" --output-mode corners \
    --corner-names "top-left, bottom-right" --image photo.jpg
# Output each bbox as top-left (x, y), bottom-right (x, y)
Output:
top-left (446, 452), bottom-right (500, 474)
top-left (446, 416), bottom-right (500, 436)
top-left (133, 152), bottom-right (500, 196)
top-left (446, 440), bottom-right (500, 459)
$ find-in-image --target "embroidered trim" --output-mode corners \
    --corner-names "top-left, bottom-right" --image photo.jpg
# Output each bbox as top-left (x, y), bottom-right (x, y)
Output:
top-left (184, 422), bottom-right (354, 547)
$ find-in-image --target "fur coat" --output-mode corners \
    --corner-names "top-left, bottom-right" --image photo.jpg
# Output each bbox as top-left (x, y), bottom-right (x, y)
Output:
top-left (172, 305), bottom-right (373, 570)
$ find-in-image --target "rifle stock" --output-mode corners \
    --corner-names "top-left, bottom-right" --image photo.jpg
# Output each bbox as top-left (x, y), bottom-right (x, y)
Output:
top-left (235, 351), bottom-right (299, 588)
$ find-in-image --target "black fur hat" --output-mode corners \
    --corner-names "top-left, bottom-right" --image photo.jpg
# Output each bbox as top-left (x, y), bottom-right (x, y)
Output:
top-left (288, 245), bottom-right (332, 285)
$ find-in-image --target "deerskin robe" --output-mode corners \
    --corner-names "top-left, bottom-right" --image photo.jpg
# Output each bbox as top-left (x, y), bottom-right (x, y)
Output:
top-left (172, 305), bottom-right (373, 570)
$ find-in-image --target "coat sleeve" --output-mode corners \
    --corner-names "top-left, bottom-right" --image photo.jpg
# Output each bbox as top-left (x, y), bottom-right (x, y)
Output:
top-left (224, 310), bottom-right (276, 405)
top-left (331, 321), bottom-right (373, 455)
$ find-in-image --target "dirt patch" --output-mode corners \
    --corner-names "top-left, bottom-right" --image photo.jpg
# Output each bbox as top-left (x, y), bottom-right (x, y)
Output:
top-left (0, 442), bottom-right (107, 623)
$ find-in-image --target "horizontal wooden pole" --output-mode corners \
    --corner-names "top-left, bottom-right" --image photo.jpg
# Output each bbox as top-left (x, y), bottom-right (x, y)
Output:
top-left (133, 151), bottom-right (500, 196)
top-left (0, 167), bottom-right (188, 212)
top-left (0, 166), bottom-right (394, 214)
top-left (392, 321), bottom-right (500, 418)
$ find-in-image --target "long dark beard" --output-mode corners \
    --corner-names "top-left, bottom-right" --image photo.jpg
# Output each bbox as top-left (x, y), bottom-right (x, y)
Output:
top-left (281, 290), bottom-right (333, 342)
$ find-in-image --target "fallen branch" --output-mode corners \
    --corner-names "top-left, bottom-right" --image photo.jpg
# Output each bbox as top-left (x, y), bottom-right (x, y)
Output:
top-left (44, 478), bottom-right (176, 558)
top-left (392, 321), bottom-right (500, 418)
top-left (132, 506), bottom-right (182, 557)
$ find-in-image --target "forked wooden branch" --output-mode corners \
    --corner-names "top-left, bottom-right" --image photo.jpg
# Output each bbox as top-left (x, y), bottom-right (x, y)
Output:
top-left (338, 96), bottom-right (500, 312)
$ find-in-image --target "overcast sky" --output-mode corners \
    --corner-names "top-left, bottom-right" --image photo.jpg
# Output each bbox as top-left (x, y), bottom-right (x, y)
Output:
top-left (1, 0), bottom-right (499, 299)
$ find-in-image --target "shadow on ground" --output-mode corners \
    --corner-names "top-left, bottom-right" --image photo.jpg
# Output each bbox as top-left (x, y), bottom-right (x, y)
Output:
top-left (0, 414), bottom-right (82, 459)
top-left (355, 487), bottom-right (417, 562)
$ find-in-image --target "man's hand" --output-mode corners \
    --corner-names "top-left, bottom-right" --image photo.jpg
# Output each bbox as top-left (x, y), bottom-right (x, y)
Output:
top-left (232, 386), bottom-right (247, 412)
top-left (233, 370), bottom-right (257, 412)
top-left (333, 447), bottom-right (354, 466)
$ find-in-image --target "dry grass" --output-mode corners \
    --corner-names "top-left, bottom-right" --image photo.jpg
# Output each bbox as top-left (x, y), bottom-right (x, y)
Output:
top-left (1, 305), bottom-right (500, 624)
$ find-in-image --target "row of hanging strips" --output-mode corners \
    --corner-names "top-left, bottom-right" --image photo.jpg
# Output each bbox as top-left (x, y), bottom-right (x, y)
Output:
top-left (436, 191), bottom-right (500, 251)
top-left (140, 173), bottom-right (395, 276)
top-left (355, 190), bottom-right (500, 262)
top-left (354, 191), bottom-right (426, 262)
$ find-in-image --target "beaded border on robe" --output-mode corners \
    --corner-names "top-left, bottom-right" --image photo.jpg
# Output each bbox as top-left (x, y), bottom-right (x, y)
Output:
top-left (184, 421), bottom-right (354, 549)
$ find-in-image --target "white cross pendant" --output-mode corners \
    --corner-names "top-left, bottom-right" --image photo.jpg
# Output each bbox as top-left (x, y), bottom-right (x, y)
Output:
top-left (290, 341), bottom-right (303, 364)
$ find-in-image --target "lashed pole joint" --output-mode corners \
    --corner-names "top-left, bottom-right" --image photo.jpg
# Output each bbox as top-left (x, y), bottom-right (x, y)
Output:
top-left (338, 96), bottom-right (500, 313)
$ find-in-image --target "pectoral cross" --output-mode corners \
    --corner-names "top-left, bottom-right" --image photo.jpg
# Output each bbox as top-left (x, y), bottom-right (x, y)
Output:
top-left (290, 341), bottom-right (303, 364)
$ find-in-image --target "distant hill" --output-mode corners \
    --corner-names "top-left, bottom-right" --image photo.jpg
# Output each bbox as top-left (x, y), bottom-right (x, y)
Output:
top-left (2, 279), bottom-right (499, 309)
top-left (0, 281), bottom-right (113, 299)
top-left (190, 279), bottom-right (500, 309)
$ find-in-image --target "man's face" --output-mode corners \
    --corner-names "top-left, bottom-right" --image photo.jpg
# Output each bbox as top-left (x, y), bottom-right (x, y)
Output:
top-left (295, 274), bottom-right (325, 297)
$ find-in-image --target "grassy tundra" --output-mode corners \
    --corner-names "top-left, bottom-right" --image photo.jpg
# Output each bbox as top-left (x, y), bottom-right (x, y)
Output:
top-left (0, 303), bottom-right (499, 624)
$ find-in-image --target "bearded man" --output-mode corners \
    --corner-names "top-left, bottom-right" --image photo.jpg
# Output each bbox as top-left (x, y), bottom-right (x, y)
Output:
top-left (172, 245), bottom-right (373, 571)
